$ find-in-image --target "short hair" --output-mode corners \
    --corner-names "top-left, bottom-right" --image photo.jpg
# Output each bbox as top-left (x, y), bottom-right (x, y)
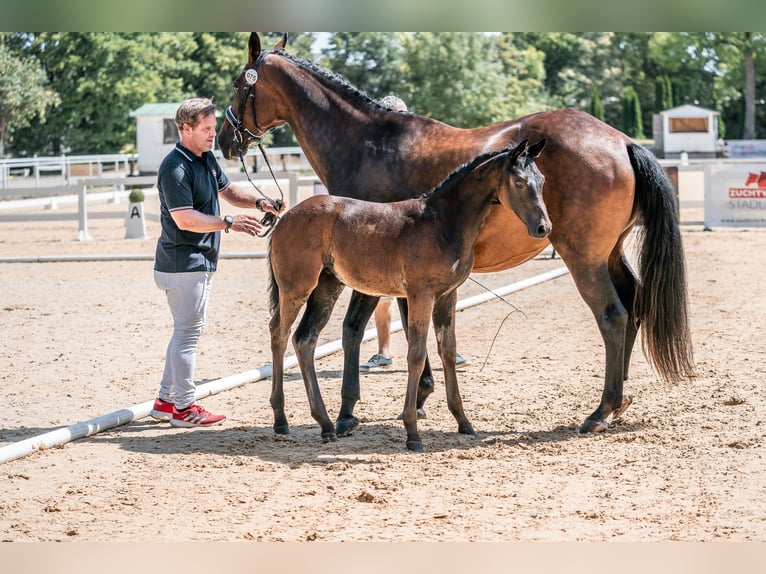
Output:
top-left (175, 98), bottom-right (216, 132)
top-left (378, 95), bottom-right (407, 111)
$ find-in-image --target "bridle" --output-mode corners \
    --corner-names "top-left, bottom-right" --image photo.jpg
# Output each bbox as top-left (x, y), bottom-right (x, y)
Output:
top-left (224, 49), bottom-right (285, 236)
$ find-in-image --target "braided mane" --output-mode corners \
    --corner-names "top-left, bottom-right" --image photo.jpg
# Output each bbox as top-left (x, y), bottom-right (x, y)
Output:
top-left (273, 50), bottom-right (414, 115)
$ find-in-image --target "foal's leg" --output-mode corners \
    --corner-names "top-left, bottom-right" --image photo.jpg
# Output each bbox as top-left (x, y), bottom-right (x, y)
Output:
top-left (293, 271), bottom-right (345, 442)
top-left (270, 293), bottom-right (307, 436)
top-left (433, 293), bottom-right (475, 436)
top-left (401, 295), bottom-right (434, 452)
top-left (336, 291), bottom-right (380, 437)
top-left (396, 297), bottom-right (436, 414)
top-left (566, 261), bottom-right (629, 433)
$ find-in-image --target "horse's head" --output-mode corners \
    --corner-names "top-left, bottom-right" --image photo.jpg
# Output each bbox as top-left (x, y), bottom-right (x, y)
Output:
top-left (498, 138), bottom-right (551, 239)
top-left (217, 32), bottom-right (288, 160)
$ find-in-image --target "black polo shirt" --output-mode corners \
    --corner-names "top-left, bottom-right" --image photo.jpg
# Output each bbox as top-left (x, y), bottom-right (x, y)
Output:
top-left (154, 143), bottom-right (230, 273)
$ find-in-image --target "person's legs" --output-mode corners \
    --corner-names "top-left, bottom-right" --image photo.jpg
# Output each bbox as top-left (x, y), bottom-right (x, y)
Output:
top-left (374, 299), bottom-right (392, 358)
top-left (360, 299), bottom-right (394, 370)
top-left (154, 270), bottom-right (214, 409)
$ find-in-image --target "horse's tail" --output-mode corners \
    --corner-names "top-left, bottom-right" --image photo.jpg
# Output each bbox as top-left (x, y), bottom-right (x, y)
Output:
top-left (267, 235), bottom-right (279, 318)
top-left (628, 142), bottom-right (695, 382)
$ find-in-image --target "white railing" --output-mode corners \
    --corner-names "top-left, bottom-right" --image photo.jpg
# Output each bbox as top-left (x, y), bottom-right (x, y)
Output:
top-left (0, 153), bottom-right (137, 190)
top-left (1, 148), bottom-right (310, 191)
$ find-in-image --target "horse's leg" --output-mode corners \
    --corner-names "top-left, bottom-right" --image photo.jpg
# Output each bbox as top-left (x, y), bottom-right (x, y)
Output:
top-left (401, 295), bottom-right (434, 452)
top-left (396, 297), bottom-right (435, 415)
top-left (607, 252), bottom-right (640, 420)
top-left (566, 260), bottom-right (630, 434)
top-left (336, 291), bottom-right (380, 437)
top-left (433, 293), bottom-right (475, 436)
top-left (293, 271), bottom-right (345, 442)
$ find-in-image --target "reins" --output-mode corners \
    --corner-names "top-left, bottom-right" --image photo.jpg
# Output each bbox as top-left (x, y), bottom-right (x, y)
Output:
top-left (236, 142), bottom-right (284, 237)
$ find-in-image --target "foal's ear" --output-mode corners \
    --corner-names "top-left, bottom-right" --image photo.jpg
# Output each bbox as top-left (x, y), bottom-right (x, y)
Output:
top-left (509, 139), bottom-right (530, 163)
top-left (248, 33), bottom-right (262, 66)
top-left (527, 137), bottom-right (547, 159)
top-left (275, 33), bottom-right (288, 51)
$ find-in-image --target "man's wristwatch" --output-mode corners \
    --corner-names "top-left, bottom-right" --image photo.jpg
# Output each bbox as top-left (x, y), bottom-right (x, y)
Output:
top-left (223, 215), bottom-right (234, 233)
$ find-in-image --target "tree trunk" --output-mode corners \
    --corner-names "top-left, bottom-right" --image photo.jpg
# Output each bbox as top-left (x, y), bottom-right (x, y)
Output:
top-left (743, 32), bottom-right (756, 140)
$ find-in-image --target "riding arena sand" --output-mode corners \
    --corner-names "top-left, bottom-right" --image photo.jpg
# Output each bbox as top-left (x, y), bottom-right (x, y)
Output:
top-left (0, 188), bottom-right (764, 570)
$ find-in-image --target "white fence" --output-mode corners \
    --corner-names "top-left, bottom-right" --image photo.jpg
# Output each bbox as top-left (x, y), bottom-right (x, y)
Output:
top-left (0, 147), bottom-right (309, 192)
top-left (0, 153), bottom-right (136, 190)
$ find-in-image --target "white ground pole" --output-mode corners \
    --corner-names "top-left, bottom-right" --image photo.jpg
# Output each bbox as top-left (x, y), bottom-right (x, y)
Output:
top-left (0, 266), bottom-right (569, 464)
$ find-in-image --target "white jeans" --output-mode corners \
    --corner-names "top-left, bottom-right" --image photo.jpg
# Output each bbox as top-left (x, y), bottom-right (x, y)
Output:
top-left (154, 270), bottom-right (214, 409)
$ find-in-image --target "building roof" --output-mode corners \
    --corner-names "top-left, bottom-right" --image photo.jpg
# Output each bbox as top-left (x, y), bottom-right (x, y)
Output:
top-left (660, 104), bottom-right (719, 117)
top-left (130, 103), bottom-right (223, 118)
top-left (129, 103), bottom-right (181, 117)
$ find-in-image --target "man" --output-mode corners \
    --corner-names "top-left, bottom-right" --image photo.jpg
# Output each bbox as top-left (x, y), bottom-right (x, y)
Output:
top-left (150, 98), bottom-right (283, 427)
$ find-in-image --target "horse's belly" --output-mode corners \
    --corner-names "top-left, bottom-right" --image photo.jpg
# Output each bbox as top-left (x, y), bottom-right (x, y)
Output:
top-left (330, 263), bottom-right (406, 298)
top-left (472, 209), bottom-right (549, 272)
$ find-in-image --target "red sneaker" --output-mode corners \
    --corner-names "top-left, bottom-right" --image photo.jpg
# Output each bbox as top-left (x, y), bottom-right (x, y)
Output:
top-left (170, 404), bottom-right (226, 428)
top-left (150, 398), bottom-right (175, 421)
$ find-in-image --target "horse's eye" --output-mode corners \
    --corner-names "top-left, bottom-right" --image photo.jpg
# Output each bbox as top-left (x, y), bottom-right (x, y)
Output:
top-left (514, 179), bottom-right (525, 189)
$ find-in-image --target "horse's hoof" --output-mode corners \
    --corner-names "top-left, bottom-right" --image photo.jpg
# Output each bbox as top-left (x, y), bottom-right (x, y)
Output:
top-left (397, 408), bottom-right (427, 421)
top-left (610, 392), bottom-right (634, 421)
top-left (578, 418), bottom-right (608, 434)
top-left (322, 432), bottom-right (338, 443)
top-left (274, 424), bottom-right (290, 436)
top-left (459, 424), bottom-right (476, 436)
top-left (335, 416), bottom-right (359, 437)
top-left (406, 440), bottom-right (424, 453)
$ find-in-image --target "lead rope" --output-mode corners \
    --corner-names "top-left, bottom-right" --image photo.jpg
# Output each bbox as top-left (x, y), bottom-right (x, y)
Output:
top-left (236, 143), bottom-right (285, 237)
top-left (466, 276), bottom-right (527, 372)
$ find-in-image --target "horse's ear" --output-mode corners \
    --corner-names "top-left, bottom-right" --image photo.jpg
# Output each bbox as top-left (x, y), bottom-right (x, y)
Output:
top-left (274, 33), bottom-right (288, 51)
top-left (527, 137), bottom-right (547, 159)
top-left (248, 33), bottom-right (262, 66)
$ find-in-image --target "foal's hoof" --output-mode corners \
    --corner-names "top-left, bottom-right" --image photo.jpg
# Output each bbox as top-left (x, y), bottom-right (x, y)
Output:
top-left (335, 416), bottom-right (359, 437)
top-left (459, 423), bottom-right (476, 436)
top-left (578, 417), bottom-right (608, 434)
top-left (406, 440), bottom-right (424, 453)
top-left (274, 424), bottom-right (290, 436)
top-left (321, 431), bottom-right (338, 443)
top-left (397, 408), bottom-right (427, 421)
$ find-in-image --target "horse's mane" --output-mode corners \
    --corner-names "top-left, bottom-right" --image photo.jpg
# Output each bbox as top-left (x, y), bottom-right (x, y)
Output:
top-left (419, 146), bottom-right (511, 200)
top-left (274, 50), bottom-right (414, 116)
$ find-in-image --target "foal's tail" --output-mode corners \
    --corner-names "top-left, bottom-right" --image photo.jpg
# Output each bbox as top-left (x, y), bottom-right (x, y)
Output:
top-left (266, 235), bottom-right (280, 318)
top-left (628, 142), bottom-right (695, 382)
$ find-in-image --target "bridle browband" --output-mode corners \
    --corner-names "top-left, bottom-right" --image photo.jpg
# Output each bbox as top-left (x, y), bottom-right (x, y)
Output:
top-left (224, 49), bottom-right (285, 236)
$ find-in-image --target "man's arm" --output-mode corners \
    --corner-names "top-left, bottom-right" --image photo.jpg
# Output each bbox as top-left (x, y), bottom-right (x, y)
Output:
top-left (219, 182), bottom-right (284, 215)
top-left (171, 208), bottom-right (261, 235)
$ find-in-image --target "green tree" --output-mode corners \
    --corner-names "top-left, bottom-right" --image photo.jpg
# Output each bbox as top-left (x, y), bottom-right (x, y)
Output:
top-left (0, 38), bottom-right (59, 157)
top-left (590, 88), bottom-right (604, 121)
top-left (7, 33), bottom-right (197, 155)
top-left (399, 33), bottom-right (519, 127)
top-left (621, 86), bottom-right (644, 138)
top-left (320, 32), bottom-right (407, 99)
top-left (654, 75), bottom-right (673, 112)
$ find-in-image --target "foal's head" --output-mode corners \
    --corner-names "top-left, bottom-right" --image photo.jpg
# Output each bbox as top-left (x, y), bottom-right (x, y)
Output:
top-left (497, 138), bottom-right (551, 239)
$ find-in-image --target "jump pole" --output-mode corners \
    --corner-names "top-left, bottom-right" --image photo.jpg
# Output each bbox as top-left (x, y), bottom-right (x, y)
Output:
top-left (0, 265), bottom-right (569, 465)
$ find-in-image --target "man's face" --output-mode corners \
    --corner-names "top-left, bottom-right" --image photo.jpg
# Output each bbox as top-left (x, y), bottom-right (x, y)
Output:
top-left (181, 113), bottom-right (217, 156)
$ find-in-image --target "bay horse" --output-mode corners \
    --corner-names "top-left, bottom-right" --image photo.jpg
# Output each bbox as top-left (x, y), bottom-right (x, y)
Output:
top-left (218, 32), bottom-right (694, 437)
top-left (268, 139), bottom-right (549, 451)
